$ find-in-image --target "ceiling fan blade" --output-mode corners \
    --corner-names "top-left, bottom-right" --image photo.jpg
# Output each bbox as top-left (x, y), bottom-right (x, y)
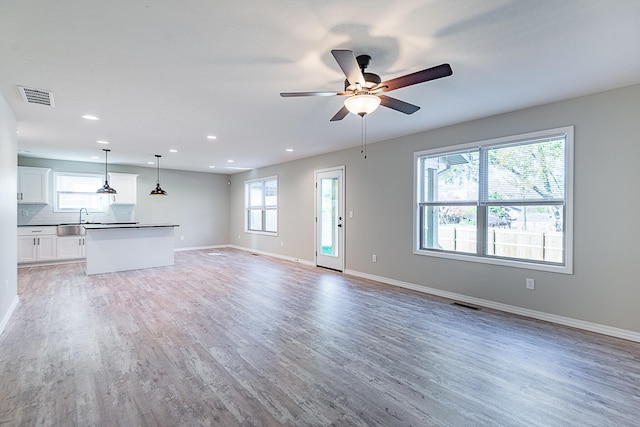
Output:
top-left (380, 63), bottom-right (453, 92)
top-left (379, 95), bottom-right (420, 114)
top-left (331, 49), bottom-right (366, 86)
top-left (330, 105), bottom-right (350, 122)
top-left (280, 91), bottom-right (340, 97)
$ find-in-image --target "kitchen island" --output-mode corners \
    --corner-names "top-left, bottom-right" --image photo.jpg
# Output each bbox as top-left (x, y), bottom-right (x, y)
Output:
top-left (84, 223), bottom-right (179, 275)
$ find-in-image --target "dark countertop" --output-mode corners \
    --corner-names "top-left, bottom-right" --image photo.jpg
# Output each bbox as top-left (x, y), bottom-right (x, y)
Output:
top-left (18, 222), bottom-right (140, 227)
top-left (83, 223), bottom-right (179, 230)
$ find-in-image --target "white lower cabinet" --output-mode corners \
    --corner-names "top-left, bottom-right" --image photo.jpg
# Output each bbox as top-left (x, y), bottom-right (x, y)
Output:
top-left (18, 226), bottom-right (88, 264)
top-left (57, 236), bottom-right (86, 260)
top-left (17, 227), bottom-right (57, 263)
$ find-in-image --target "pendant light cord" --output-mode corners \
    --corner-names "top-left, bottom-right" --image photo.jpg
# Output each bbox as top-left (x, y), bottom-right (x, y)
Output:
top-left (103, 149), bottom-right (109, 184)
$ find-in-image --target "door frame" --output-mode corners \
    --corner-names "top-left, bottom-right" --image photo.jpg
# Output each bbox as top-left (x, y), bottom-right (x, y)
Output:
top-left (314, 166), bottom-right (345, 272)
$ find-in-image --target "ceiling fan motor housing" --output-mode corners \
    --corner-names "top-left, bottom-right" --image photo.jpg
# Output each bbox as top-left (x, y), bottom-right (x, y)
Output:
top-left (343, 54), bottom-right (381, 92)
top-left (344, 73), bottom-right (381, 92)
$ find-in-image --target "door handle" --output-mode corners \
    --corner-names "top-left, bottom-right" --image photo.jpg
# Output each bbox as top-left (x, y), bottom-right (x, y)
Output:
top-left (337, 224), bottom-right (342, 228)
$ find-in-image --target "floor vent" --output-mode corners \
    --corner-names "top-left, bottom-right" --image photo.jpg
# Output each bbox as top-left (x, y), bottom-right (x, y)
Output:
top-left (452, 302), bottom-right (480, 310)
top-left (18, 86), bottom-right (55, 107)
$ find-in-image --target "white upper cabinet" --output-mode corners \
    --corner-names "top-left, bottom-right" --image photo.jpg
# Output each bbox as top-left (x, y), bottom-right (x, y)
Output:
top-left (108, 173), bottom-right (138, 205)
top-left (17, 166), bottom-right (50, 204)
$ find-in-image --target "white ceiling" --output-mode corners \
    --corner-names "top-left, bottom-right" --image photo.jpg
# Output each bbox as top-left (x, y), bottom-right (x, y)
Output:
top-left (2, 0), bottom-right (640, 174)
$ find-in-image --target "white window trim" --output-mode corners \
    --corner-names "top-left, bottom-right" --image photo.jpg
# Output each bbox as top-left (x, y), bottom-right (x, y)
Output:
top-left (244, 175), bottom-right (278, 236)
top-left (413, 126), bottom-right (574, 274)
top-left (53, 171), bottom-right (107, 213)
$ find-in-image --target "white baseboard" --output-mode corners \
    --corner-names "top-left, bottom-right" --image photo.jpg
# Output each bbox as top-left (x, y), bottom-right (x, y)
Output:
top-left (0, 295), bottom-right (19, 337)
top-left (175, 244), bottom-right (227, 252)
top-left (227, 245), bottom-right (315, 266)
top-left (345, 269), bottom-right (640, 343)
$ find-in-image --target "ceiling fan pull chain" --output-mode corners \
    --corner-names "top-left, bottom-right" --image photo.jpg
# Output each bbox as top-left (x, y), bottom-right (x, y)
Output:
top-left (361, 116), bottom-right (364, 155)
top-left (362, 115), bottom-right (367, 159)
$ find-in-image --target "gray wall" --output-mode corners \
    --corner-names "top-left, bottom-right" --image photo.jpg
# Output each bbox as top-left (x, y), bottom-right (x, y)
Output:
top-left (229, 84), bottom-right (640, 334)
top-left (5, 84), bottom-right (639, 336)
top-left (0, 93), bottom-right (18, 330)
top-left (17, 157), bottom-right (231, 249)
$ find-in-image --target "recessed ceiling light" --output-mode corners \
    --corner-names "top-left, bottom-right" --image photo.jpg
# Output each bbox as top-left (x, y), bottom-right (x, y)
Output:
top-left (96, 140), bottom-right (109, 144)
top-left (91, 156), bottom-right (100, 160)
top-left (209, 165), bottom-right (216, 169)
top-left (169, 149), bottom-right (178, 153)
top-left (207, 135), bottom-right (217, 140)
top-left (147, 161), bottom-right (155, 165)
top-left (286, 148), bottom-right (294, 152)
top-left (81, 115), bottom-right (100, 120)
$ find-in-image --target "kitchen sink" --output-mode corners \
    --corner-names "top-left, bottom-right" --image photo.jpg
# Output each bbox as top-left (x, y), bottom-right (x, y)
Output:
top-left (56, 224), bottom-right (86, 236)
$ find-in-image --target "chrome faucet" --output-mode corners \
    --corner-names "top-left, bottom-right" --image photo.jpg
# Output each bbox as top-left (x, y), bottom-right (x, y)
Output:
top-left (79, 208), bottom-right (89, 224)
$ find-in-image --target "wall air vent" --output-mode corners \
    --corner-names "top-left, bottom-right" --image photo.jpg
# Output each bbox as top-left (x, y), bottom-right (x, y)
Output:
top-left (18, 86), bottom-right (55, 107)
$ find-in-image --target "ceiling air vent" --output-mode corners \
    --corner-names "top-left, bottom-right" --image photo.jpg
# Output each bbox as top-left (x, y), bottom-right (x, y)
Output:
top-left (18, 86), bottom-right (55, 107)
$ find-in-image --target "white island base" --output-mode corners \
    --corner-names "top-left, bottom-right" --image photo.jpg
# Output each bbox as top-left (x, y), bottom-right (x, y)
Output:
top-left (85, 224), bottom-right (178, 275)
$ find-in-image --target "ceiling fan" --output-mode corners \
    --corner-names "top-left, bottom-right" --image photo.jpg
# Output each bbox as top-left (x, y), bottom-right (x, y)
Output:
top-left (280, 49), bottom-right (453, 121)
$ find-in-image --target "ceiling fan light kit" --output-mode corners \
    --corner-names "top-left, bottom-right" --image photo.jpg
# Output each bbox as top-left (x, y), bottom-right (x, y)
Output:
top-left (280, 49), bottom-right (453, 121)
top-left (344, 94), bottom-right (381, 116)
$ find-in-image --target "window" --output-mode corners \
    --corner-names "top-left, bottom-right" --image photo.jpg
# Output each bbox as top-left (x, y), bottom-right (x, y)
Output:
top-left (54, 172), bottom-right (106, 212)
top-left (414, 126), bottom-right (573, 273)
top-left (245, 176), bottom-right (278, 234)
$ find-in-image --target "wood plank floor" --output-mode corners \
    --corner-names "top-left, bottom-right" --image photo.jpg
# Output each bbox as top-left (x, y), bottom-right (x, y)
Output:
top-left (1, 248), bottom-right (639, 426)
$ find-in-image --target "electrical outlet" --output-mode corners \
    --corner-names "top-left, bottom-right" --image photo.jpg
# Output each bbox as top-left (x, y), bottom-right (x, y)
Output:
top-left (526, 278), bottom-right (535, 290)
top-left (372, 254), bottom-right (377, 263)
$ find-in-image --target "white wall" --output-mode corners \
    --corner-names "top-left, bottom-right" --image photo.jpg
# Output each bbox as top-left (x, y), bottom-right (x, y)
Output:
top-left (229, 84), bottom-right (640, 335)
top-left (17, 157), bottom-right (231, 249)
top-left (0, 93), bottom-right (18, 334)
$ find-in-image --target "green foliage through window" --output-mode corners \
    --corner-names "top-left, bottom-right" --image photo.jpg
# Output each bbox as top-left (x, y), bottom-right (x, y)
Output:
top-left (415, 127), bottom-right (573, 273)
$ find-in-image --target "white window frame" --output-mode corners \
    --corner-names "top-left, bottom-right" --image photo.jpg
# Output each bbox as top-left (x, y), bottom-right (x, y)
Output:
top-left (244, 175), bottom-right (278, 235)
top-left (413, 126), bottom-right (574, 274)
top-left (53, 171), bottom-right (107, 213)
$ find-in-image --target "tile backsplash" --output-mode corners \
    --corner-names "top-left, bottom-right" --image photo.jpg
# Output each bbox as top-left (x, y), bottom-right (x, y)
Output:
top-left (18, 204), bottom-right (135, 226)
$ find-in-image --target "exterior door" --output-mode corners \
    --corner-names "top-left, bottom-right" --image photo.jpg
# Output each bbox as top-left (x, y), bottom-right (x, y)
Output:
top-left (315, 167), bottom-right (345, 271)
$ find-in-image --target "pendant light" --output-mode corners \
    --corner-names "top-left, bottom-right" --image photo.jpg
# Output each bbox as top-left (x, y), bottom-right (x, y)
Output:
top-left (150, 154), bottom-right (167, 196)
top-left (96, 148), bottom-right (117, 194)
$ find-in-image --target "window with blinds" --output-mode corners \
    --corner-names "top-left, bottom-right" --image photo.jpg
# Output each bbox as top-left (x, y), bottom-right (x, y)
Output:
top-left (414, 126), bottom-right (573, 274)
top-left (245, 176), bottom-right (278, 234)
top-left (53, 172), bottom-right (106, 212)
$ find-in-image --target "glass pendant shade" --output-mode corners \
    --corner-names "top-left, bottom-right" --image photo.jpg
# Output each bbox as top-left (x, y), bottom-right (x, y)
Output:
top-left (344, 94), bottom-right (381, 116)
top-left (96, 148), bottom-right (117, 194)
top-left (150, 154), bottom-right (168, 196)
